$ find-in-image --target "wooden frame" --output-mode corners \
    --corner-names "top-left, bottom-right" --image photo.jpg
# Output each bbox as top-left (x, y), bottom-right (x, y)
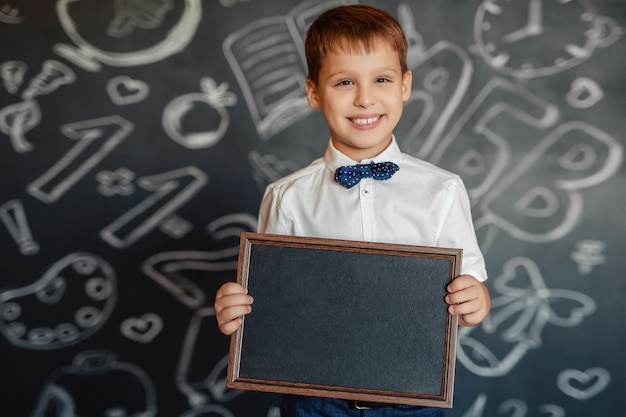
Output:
top-left (227, 232), bottom-right (461, 408)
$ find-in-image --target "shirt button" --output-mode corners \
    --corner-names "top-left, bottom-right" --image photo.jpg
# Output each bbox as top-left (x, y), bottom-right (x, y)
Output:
top-left (362, 189), bottom-right (369, 194)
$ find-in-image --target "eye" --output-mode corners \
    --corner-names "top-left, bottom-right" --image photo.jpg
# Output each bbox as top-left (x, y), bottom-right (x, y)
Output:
top-left (375, 77), bottom-right (391, 83)
top-left (335, 79), bottom-right (353, 86)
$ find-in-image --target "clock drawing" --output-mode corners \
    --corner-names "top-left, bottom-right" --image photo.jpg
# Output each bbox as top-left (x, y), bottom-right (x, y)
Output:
top-left (473, 0), bottom-right (605, 79)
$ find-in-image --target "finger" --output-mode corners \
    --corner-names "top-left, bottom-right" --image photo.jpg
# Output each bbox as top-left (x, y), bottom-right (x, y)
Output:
top-left (445, 286), bottom-right (478, 306)
top-left (447, 274), bottom-right (475, 293)
top-left (216, 282), bottom-right (247, 298)
top-left (217, 303), bottom-right (253, 321)
top-left (447, 297), bottom-right (480, 316)
top-left (215, 287), bottom-right (247, 309)
top-left (219, 317), bottom-right (243, 335)
top-left (215, 292), bottom-right (254, 309)
top-left (458, 311), bottom-right (485, 327)
top-left (216, 304), bottom-right (252, 333)
top-left (215, 282), bottom-right (253, 314)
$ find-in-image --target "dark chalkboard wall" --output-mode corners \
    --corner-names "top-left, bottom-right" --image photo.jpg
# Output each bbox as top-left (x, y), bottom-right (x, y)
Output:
top-left (0, 1), bottom-right (624, 416)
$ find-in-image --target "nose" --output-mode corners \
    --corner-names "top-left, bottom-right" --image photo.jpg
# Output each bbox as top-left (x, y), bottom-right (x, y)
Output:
top-left (354, 84), bottom-right (374, 108)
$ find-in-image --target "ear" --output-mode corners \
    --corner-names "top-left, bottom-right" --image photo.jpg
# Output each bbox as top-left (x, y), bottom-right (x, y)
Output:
top-left (305, 78), bottom-right (320, 108)
top-left (401, 70), bottom-right (412, 102)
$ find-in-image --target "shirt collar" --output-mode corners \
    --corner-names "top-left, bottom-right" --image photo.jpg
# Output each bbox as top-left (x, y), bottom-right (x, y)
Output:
top-left (323, 135), bottom-right (403, 173)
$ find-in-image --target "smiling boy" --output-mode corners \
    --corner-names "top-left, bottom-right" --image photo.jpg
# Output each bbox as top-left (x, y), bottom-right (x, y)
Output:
top-left (215, 5), bottom-right (490, 416)
top-left (305, 36), bottom-right (410, 162)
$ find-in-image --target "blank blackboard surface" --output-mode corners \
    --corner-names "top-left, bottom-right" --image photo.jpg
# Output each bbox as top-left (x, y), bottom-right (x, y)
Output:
top-left (228, 232), bottom-right (460, 407)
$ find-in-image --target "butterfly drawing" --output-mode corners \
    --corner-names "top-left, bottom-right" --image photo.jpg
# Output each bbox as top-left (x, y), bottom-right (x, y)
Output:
top-left (456, 257), bottom-right (597, 377)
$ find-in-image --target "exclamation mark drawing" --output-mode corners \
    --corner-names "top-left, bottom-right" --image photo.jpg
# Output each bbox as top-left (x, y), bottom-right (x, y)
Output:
top-left (0, 199), bottom-right (39, 255)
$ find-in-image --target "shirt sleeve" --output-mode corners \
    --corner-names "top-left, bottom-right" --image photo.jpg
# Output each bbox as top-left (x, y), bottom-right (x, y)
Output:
top-left (257, 184), bottom-right (289, 235)
top-left (437, 176), bottom-right (488, 282)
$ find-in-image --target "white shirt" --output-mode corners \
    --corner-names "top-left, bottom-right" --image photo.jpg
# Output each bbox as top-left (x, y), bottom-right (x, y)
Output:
top-left (258, 137), bottom-right (487, 282)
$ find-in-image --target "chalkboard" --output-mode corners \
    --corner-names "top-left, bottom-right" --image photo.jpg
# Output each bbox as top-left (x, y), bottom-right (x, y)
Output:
top-left (228, 233), bottom-right (460, 407)
top-left (0, 1), bottom-right (624, 417)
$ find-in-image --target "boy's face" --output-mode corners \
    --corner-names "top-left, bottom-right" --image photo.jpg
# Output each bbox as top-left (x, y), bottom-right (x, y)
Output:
top-left (306, 39), bottom-right (412, 162)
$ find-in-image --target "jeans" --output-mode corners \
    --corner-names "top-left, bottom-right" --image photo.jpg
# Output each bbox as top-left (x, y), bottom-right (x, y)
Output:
top-left (280, 395), bottom-right (445, 417)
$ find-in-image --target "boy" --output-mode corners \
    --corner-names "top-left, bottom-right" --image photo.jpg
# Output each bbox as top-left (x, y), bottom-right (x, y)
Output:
top-left (215, 5), bottom-right (490, 416)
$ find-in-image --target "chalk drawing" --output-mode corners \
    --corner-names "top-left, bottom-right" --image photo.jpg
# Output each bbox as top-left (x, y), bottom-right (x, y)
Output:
top-left (570, 239), bottom-right (606, 275)
top-left (457, 257), bottom-right (596, 377)
top-left (0, 60), bottom-right (27, 94)
top-left (162, 77), bottom-right (236, 149)
top-left (566, 77), bottom-right (604, 109)
top-left (55, 0), bottom-right (202, 70)
top-left (180, 404), bottom-right (235, 417)
top-left (429, 77), bottom-right (560, 202)
top-left (537, 405), bottom-right (567, 417)
top-left (472, 0), bottom-right (623, 79)
top-left (30, 350), bottom-right (156, 417)
top-left (27, 116), bottom-right (135, 203)
top-left (396, 3), bottom-right (473, 159)
top-left (222, 16), bottom-right (308, 140)
top-left (141, 249), bottom-right (234, 309)
top-left (107, 0), bottom-right (174, 38)
top-left (461, 393), bottom-right (565, 417)
top-left (0, 3), bottom-right (22, 24)
top-left (22, 60), bottom-right (75, 101)
top-left (53, 43), bottom-right (103, 72)
top-left (557, 367), bottom-right (611, 400)
top-left (176, 308), bottom-right (244, 407)
top-left (0, 252), bottom-right (116, 350)
top-left (267, 407), bottom-right (281, 417)
top-left (100, 166), bottom-right (208, 249)
top-left (498, 399), bottom-right (528, 417)
top-left (219, 0), bottom-right (252, 7)
top-left (120, 313), bottom-right (163, 343)
top-left (397, 3), bottom-right (424, 69)
top-left (206, 212), bottom-right (258, 241)
top-left (461, 393), bottom-right (488, 417)
top-left (140, 213), bottom-right (254, 308)
top-left (0, 99), bottom-right (41, 153)
top-left (160, 214), bottom-right (193, 240)
top-left (0, 199), bottom-right (39, 255)
top-left (96, 168), bottom-right (137, 197)
top-left (107, 75), bottom-right (150, 105)
top-left (478, 121), bottom-right (623, 242)
top-left (140, 214), bottom-right (257, 406)
top-left (0, 58), bottom-right (72, 154)
top-left (248, 150), bottom-right (300, 193)
top-left (98, 166), bottom-right (198, 241)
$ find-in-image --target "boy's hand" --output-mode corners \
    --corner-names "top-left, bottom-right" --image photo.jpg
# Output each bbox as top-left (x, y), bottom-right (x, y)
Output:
top-left (214, 282), bottom-right (254, 335)
top-left (445, 274), bottom-right (490, 327)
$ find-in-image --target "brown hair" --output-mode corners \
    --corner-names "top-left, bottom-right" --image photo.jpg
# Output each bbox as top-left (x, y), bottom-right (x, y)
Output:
top-left (305, 5), bottom-right (408, 85)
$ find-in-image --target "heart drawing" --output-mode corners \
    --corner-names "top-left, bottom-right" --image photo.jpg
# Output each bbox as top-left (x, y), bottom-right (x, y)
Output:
top-left (107, 75), bottom-right (150, 106)
top-left (557, 367), bottom-right (611, 400)
top-left (121, 313), bottom-right (163, 343)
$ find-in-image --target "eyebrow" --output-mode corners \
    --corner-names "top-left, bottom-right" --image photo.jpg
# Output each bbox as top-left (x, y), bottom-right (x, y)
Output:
top-left (326, 66), bottom-right (401, 78)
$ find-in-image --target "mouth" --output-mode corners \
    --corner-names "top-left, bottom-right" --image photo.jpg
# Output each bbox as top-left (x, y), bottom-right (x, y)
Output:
top-left (349, 115), bottom-right (382, 126)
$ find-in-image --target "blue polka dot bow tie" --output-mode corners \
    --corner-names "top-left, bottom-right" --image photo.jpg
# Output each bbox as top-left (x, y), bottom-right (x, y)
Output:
top-left (334, 162), bottom-right (400, 189)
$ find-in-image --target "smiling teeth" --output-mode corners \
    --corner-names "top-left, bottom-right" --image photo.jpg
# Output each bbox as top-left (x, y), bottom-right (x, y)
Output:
top-left (352, 116), bottom-right (379, 125)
